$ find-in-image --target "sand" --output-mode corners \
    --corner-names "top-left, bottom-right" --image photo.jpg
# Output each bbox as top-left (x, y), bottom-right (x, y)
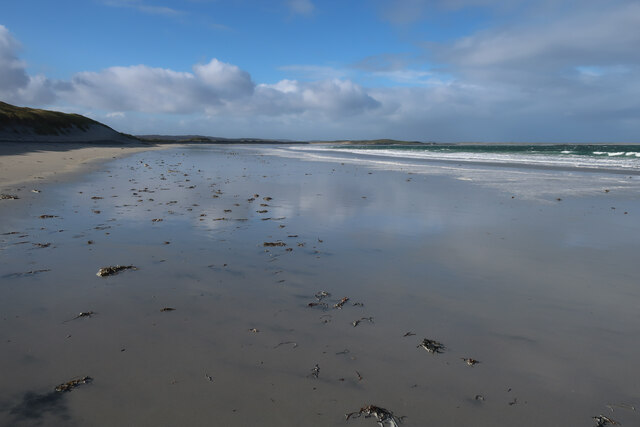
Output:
top-left (1, 144), bottom-right (639, 426)
top-left (0, 142), bottom-right (171, 189)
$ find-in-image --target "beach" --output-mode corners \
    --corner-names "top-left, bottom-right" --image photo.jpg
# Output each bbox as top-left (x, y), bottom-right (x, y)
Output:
top-left (0, 142), bottom-right (171, 189)
top-left (1, 144), bottom-right (639, 426)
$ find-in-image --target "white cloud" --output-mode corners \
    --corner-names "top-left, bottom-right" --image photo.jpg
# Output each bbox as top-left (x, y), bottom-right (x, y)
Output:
top-left (52, 59), bottom-right (380, 120)
top-left (0, 25), bottom-right (55, 105)
top-left (0, 25), bottom-right (28, 92)
top-left (440, 3), bottom-right (640, 73)
top-left (379, 0), bottom-right (430, 24)
top-left (61, 66), bottom-right (201, 113)
top-left (192, 59), bottom-right (254, 97)
top-left (259, 79), bottom-right (380, 116)
top-left (378, 0), bottom-right (528, 24)
top-left (287, 0), bottom-right (314, 16)
top-left (278, 65), bottom-right (347, 80)
top-left (56, 59), bottom-right (254, 113)
top-left (103, 0), bottom-right (184, 16)
top-left (371, 69), bottom-right (441, 85)
top-left (352, 53), bottom-right (416, 72)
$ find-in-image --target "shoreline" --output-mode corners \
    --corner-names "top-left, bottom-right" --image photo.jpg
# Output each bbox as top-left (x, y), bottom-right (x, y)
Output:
top-left (0, 141), bottom-right (173, 190)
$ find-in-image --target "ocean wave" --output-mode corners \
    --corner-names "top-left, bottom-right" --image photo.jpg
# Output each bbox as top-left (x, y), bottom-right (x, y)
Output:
top-left (593, 151), bottom-right (640, 157)
top-left (289, 145), bottom-right (640, 172)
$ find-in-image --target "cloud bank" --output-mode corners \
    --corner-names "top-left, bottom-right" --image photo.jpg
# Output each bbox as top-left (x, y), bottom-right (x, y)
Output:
top-left (2, 1), bottom-right (640, 142)
top-left (57, 59), bottom-right (254, 114)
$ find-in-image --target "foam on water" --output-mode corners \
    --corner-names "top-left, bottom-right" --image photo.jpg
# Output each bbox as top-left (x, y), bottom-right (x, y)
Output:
top-left (288, 144), bottom-right (640, 172)
top-left (261, 144), bottom-right (640, 201)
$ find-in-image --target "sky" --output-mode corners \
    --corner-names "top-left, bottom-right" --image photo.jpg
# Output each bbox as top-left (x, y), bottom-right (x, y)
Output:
top-left (1, 0), bottom-right (639, 142)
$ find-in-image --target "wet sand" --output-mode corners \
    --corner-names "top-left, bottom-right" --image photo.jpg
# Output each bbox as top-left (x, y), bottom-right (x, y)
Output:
top-left (1, 144), bottom-right (639, 426)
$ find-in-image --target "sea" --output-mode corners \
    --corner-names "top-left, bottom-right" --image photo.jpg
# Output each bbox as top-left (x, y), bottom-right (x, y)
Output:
top-left (289, 143), bottom-right (640, 172)
top-left (258, 143), bottom-right (640, 201)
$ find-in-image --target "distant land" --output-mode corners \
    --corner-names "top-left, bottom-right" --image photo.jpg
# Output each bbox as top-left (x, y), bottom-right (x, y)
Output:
top-left (0, 102), bottom-right (427, 145)
top-left (136, 134), bottom-right (303, 144)
top-left (316, 139), bottom-right (427, 145)
top-left (137, 134), bottom-right (427, 145)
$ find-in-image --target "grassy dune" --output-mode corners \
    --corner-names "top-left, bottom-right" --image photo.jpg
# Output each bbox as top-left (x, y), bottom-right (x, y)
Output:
top-left (0, 102), bottom-right (112, 136)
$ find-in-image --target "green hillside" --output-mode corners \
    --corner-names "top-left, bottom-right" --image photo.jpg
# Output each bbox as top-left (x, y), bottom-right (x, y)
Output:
top-left (0, 101), bottom-right (111, 136)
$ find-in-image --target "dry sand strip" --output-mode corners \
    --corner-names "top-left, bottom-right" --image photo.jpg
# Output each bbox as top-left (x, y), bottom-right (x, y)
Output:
top-left (0, 142), bottom-right (174, 189)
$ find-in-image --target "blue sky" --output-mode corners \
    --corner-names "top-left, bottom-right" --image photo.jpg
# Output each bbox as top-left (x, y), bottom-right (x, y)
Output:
top-left (1, 0), bottom-right (639, 141)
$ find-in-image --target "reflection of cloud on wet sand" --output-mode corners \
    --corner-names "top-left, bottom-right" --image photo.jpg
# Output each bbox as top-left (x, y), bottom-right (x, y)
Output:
top-left (7, 390), bottom-right (69, 425)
